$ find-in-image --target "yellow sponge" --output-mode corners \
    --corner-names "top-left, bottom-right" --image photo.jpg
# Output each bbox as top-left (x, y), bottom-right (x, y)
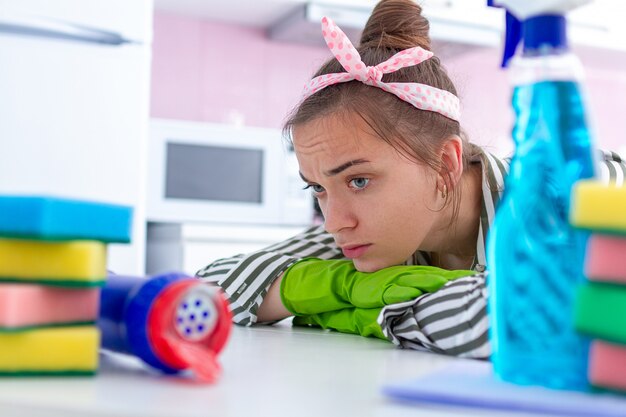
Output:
top-left (0, 326), bottom-right (99, 375)
top-left (571, 180), bottom-right (626, 234)
top-left (0, 239), bottom-right (106, 286)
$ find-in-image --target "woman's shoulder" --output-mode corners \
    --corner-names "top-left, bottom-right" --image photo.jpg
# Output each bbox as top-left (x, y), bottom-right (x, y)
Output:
top-left (469, 147), bottom-right (509, 194)
top-left (597, 149), bottom-right (626, 184)
top-left (598, 149), bottom-right (624, 163)
top-left (475, 147), bottom-right (511, 171)
top-left (473, 146), bottom-right (625, 185)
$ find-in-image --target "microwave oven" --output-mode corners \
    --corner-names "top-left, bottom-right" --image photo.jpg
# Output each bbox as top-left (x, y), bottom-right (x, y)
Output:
top-left (147, 118), bottom-right (313, 226)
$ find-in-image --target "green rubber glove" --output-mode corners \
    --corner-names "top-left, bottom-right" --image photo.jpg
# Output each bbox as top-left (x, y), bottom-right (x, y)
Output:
top-left (280, 258), bottom-right (474, 315)
top-left (293, 307), bottom-right (387, 340)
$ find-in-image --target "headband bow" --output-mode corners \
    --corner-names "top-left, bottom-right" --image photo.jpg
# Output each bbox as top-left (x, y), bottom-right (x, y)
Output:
top-left (301, 17), bottom-right (461, 122)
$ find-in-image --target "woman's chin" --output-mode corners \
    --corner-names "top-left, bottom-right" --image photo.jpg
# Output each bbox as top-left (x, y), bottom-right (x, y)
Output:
top-left (352, 258), bottom-right (395, 273)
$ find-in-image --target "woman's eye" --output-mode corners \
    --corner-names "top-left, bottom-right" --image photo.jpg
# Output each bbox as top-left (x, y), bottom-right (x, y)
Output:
top-left (303, 184), bottom-right (325, 194)
top-left (349, 178), bottom-right (370, 190)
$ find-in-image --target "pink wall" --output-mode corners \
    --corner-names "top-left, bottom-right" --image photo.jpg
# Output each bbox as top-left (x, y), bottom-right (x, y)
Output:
top-left (150, 11), bottom-right (626, 155)
top-left (150, 12), bottom-right (329, 129)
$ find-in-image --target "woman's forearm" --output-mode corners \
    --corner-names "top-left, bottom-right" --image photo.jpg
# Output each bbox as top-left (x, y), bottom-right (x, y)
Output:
top-left (256, 274), bottom-right (292, 323)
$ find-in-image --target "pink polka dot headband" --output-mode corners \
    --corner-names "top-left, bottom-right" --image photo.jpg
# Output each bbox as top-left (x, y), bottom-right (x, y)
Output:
top-left (302, 17), bottom-right (461, 122)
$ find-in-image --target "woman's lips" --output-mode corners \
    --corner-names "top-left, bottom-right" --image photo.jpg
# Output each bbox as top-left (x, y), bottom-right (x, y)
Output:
top-left (342, 244), bottom-right (372, 259)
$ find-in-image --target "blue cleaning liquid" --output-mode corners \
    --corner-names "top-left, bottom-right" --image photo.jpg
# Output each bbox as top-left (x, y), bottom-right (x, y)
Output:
top-left (488, 80), bottom-right (595, 390)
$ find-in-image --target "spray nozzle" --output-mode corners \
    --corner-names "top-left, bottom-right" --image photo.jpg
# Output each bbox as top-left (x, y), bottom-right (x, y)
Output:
top-left (488, 0), bottom-right (593, 67)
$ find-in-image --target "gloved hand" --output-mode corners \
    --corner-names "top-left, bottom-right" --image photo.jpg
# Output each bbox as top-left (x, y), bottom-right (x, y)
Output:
top-left (280, 258), bottom-right (474, 315)
top-left (293, 307), bottom-right (387, 340)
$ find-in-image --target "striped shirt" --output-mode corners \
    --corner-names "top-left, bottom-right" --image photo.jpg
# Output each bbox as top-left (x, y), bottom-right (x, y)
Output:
top-left (196, 149), bottom-right (626, 357)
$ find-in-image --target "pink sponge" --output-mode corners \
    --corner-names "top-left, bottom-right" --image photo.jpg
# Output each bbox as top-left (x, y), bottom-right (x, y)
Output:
top-left (0, 284), bottom-right (99, 330)
top-left (585, 235), bottom-right (626, 283)
top-left (589, 340), bottom-right (626, 392)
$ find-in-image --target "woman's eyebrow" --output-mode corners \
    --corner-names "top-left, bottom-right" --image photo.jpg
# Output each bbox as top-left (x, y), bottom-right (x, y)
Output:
top-left (325, 159), bottom-right (370, 176)
top-left (299, 159), bottom-right (371, 183)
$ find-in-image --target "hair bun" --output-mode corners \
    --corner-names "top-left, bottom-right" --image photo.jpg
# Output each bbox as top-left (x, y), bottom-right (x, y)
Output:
top-left (359, 0), bottom-right (431, 51)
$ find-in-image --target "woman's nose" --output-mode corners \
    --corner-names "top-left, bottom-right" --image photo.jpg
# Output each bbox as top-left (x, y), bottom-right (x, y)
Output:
top-left (321, 196), bottom-right (356, 234)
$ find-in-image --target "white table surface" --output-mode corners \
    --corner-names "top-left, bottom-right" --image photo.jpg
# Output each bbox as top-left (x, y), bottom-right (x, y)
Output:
top-left (0, 320), bottom-right (552, 417)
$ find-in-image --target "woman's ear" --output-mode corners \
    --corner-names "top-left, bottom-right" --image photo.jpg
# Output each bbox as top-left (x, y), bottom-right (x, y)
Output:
top-left (438, 135), bottom-right (463, 192)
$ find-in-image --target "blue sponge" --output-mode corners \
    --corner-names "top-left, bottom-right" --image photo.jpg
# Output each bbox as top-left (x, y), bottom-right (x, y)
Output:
top-left (0, 196), bottom-right (133, 243)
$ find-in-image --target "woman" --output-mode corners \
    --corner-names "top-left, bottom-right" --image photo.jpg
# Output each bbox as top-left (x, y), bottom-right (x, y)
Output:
top-left (197, 0), bottom-right (626, 359)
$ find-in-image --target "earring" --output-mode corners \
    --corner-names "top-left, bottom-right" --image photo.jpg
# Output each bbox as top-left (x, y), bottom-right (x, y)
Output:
top-left (441, 184), bottom-right (448, 199)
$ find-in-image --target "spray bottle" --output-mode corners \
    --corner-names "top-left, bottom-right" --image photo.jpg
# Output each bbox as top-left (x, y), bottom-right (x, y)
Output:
top-left (99, 272), bottom-right (232, 383)
top-left (487, 0), bottom-right (597, 390)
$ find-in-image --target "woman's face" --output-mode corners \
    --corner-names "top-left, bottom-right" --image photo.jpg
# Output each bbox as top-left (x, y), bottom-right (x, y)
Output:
top-left (293, 113), bottom-right (443, 272)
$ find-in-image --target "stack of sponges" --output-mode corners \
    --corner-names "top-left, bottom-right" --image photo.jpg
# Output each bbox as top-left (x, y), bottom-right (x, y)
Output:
top-left (571, 180), bottom-right (626, 392)
top-left (0, 196), bottom-right (132, 376)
